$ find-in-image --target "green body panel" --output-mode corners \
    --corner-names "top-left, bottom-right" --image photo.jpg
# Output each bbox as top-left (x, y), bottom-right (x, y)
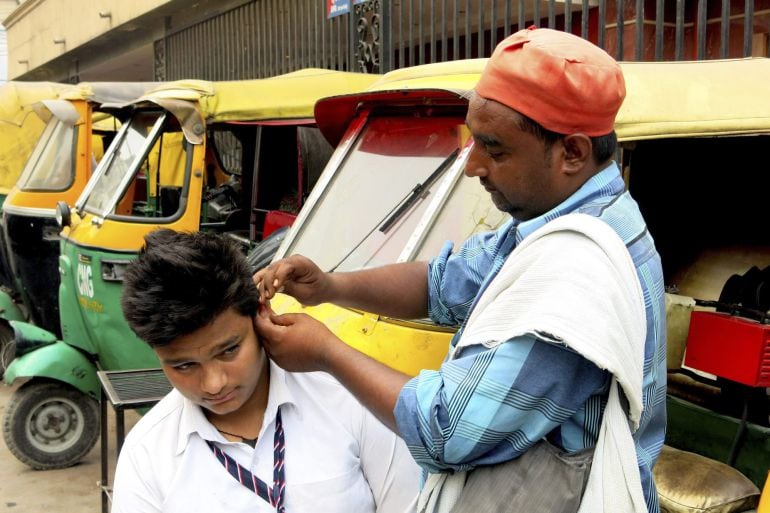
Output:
top-left (3, 341), bottom-right (100, 398)
top-left (0, 289), bottom-right (25, 322)
top-left (58, 242), bottom-right (159, 371)
top-left (666, 395), bottom-right (770, 488)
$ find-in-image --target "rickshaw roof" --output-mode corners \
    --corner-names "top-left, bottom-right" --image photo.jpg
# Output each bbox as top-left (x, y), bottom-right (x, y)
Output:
top-left (315, 57), bottom-right (770, 146)
top-left (138, 69), bottom-right (380, 123)
top-left (0, 81), bottom-right (68, 126)
top-left (615, 58), bottom-right (770, 140)
top-left (57, 82), bottom-right (162, 105)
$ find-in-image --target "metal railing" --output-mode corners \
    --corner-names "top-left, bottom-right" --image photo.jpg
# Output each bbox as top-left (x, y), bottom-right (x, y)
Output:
top-left (155, 0), bottom-right (770, 80)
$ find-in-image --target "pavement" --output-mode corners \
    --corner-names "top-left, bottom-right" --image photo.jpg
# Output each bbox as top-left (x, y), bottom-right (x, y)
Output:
top-left (0, 382), bottom-right (139, 513)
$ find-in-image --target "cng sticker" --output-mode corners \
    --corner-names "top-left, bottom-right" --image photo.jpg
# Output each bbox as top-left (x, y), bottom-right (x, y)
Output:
top-left (77, 254), bottom-right (94, 298)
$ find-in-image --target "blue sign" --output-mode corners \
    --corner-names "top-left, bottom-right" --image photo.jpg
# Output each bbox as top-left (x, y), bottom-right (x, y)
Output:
top-left (327, 0), bottom-right (350, 18)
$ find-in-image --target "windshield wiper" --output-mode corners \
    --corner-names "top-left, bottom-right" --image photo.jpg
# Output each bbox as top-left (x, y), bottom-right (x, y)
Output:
top-left (379, 148), bottom-right (460, 234)
top-left (329, 148), bottom-right (460, 272)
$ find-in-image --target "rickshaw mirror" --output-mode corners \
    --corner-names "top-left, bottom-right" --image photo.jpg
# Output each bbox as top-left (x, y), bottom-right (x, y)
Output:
top-left (55, 200), bottom-right (71, 228)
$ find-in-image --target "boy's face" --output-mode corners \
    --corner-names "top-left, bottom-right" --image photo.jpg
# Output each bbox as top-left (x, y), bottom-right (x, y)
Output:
top-left (155, 307), bottom-right (267, 417)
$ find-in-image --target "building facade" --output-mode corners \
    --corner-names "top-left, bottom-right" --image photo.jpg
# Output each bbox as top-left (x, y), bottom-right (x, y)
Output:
top-left (5, 0), bottom-right (770, 83)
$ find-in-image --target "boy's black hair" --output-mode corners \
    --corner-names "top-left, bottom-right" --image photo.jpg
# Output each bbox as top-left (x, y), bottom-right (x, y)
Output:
top-left (121, 229), bottom-right (259, 347)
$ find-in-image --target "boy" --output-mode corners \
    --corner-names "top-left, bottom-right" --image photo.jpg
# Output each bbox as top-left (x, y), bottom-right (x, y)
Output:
top-left (113, 229), bottom-right (419, 513)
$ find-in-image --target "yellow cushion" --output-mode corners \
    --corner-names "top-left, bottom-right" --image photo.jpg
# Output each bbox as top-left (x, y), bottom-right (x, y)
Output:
top-left (655, 445), bottom-right (760, 513)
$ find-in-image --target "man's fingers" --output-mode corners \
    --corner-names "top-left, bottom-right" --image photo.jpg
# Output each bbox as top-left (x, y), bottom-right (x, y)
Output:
top-left (269, 312), bottom-right (301, 327)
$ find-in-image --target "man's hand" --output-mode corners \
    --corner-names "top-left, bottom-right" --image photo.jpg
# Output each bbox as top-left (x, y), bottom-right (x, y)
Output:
top-left (255, 306), bottom-right (337, 373)
top-left (253, 255), bottom-right (333, 306)
top-left (254, 304), bottom-right (411, 433)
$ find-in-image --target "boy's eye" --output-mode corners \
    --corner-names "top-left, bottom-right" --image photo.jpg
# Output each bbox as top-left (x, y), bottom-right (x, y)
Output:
top-left (222, 344), bottom-right (240, 356)
top-left (173, 362), bottom-right (195, 372)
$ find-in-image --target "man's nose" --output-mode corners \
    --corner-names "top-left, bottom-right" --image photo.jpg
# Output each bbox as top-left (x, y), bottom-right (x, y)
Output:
top-left (464, 143), bottom-right (487, 178)
top-left (201, 363), bottom-right (227, 395)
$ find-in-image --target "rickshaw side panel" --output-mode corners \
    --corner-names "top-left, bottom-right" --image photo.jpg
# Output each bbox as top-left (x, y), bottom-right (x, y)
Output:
top-left (58, 246), bottom-right (159, 371)
top-left (271, 295), bottom-right (451, 376)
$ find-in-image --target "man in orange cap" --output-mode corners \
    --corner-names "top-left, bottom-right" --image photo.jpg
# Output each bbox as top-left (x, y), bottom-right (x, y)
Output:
top-left (255, 27), bottom-right (665, 513)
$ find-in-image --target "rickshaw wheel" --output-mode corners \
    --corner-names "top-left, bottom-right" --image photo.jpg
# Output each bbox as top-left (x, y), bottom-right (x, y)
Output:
top-left (2, 381), bottom-right (99, 470)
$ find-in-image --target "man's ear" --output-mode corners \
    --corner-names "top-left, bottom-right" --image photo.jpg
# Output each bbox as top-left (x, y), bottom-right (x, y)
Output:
top-left (559, 134), bottom-right (593, 176)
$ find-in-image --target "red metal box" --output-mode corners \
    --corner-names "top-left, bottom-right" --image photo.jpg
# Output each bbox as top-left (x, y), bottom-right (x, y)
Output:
top-left (684, 311), bottom-right (770, 387)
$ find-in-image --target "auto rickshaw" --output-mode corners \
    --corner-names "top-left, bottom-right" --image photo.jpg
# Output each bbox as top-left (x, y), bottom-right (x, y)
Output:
top-left (0, 82), bottom-right (69, 300)
top-left (268, 58), bottom-right (770, 511)
top-left (0, 83), bottom-right (155, 374)
top-left (1, 69), bottom-right (379, 470)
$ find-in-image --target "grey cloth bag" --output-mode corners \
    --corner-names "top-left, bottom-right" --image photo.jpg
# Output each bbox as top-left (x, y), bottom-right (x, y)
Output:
top-left (450, 439), bottom-right (594, 513)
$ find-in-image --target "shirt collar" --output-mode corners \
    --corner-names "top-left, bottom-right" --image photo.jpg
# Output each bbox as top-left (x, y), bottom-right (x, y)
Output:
top-left (514, 161), bottom-right (623, 244)
top-left (175, 360), bottom-right (299, 455)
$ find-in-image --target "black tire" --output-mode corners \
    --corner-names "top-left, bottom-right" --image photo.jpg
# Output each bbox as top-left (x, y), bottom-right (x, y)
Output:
top-left (2, 381), bottom-right (99, 470)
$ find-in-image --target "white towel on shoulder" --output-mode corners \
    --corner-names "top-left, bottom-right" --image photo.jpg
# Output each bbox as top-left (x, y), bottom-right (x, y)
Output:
top-left (420, 213), bottom-right (649, 513)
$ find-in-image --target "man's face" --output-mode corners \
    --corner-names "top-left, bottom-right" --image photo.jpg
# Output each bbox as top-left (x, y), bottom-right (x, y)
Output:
top-left (464, 93), bottom-right (565, 221)
top-left (155, 308), bottom-right (266, 417)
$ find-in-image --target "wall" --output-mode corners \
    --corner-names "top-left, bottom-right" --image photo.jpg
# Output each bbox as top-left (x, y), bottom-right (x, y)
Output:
top-left (3, 0), bottom-right (171, 79)
top-left (0, 0), bottom-right (17, 81)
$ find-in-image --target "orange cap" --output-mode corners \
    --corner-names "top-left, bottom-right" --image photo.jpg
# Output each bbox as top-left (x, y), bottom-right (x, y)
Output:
top-left (475, 27), bottom-right (625, 137)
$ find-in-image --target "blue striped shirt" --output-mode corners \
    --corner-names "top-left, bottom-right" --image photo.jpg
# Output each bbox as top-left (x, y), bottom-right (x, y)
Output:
top-left (394, 162), bottom-right (666, 513)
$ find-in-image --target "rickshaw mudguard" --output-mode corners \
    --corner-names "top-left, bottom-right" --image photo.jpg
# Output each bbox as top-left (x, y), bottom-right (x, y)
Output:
top-left (0, 290), bottom-right (25, 322)
top-left (3, 340), bottom-right (99, 399)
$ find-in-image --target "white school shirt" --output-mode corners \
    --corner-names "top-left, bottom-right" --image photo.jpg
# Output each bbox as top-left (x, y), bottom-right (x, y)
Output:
top-left (111, 362), bottom-right (420, 513)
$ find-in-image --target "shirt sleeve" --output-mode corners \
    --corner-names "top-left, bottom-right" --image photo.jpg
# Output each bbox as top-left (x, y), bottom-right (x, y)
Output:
top-left (111, 440), bottom-right (163, 513)
top-left (427, 229), bottom-right (501, 326)
top-left (358, 406), bottom-right (421, 513)
top-left (393, 335), bottom-right (609, 473)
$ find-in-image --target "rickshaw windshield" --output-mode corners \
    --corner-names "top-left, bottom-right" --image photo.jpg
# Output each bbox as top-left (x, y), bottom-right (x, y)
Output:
top-left (17, 118), bottom-right (76, 192)
top-left (285, 113), bottom-right (468, 272)
top-left (81, 111), bottom-right (166, 217)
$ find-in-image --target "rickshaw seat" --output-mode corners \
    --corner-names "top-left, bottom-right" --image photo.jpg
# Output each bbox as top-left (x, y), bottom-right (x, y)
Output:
top-left (655, 445), bottom-right (760, 513)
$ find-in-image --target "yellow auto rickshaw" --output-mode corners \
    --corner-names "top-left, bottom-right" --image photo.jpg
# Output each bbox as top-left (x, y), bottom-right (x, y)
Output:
top-left (0, 81), bottom-right (69, 301)
top-left (269, 58), bottom-right (770, 511)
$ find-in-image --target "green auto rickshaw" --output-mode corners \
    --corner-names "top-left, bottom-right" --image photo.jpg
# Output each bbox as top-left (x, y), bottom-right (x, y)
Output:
top-left (0, 83), bottom-right (156, 374)
top-left (1, 69), bottom-right (379, 470)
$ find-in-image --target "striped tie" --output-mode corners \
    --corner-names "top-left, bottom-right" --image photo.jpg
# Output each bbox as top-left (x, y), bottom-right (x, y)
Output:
top-left (207, 407), bottom-right (286, 512)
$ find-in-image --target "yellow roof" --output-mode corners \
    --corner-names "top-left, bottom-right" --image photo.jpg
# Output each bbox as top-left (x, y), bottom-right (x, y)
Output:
top-left (0, 81), bottom-right (68, 126)
top-left (616, 58), bottom-right (770, 140)
top-left (315, 57), bottom-right (770, 144)
top-left (57, 82), bottom-right (161, 105)
top-left (365, 58), bottom-right (487, 94)
top-left (141, 69), bottom-right (381, 123)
